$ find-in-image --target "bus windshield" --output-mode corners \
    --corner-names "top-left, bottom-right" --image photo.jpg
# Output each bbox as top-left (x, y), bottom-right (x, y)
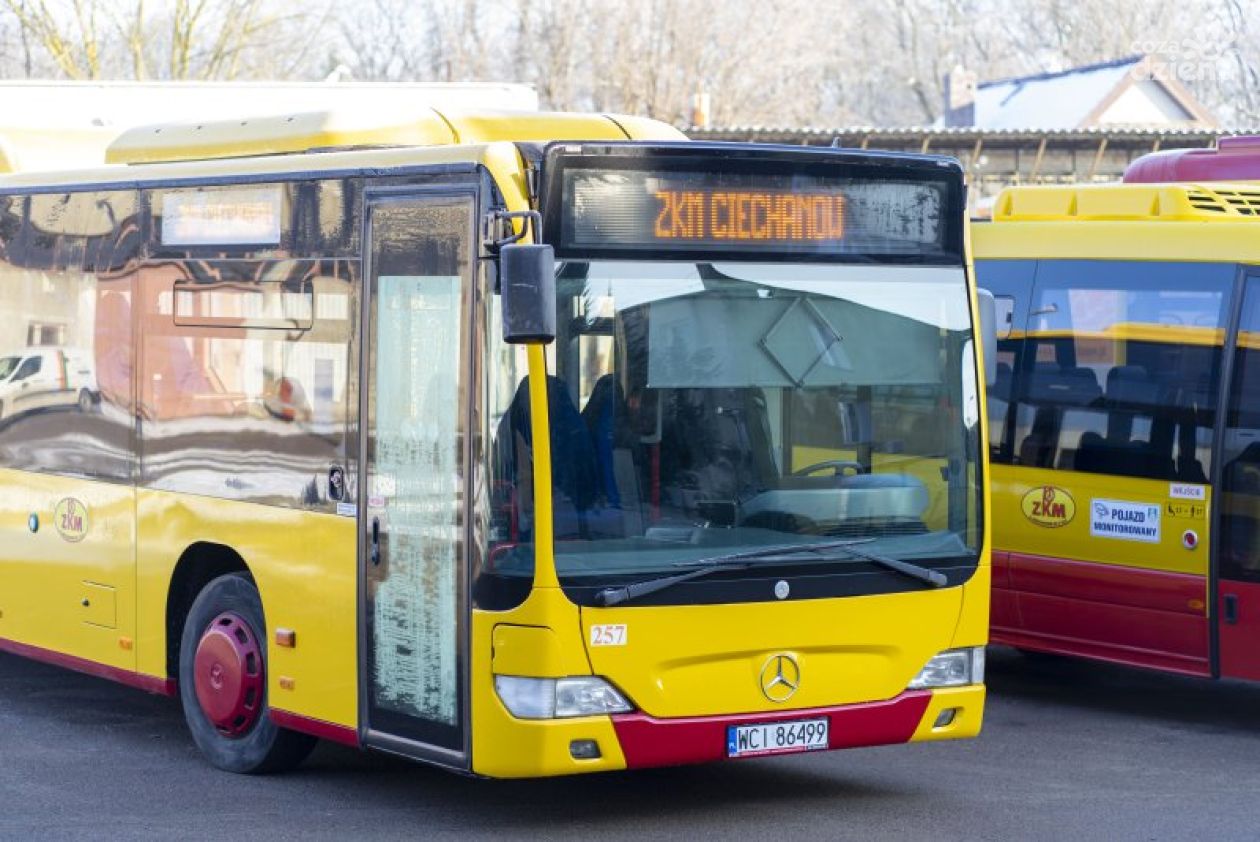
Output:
top-left (486, 260), bottom-right (982, 605)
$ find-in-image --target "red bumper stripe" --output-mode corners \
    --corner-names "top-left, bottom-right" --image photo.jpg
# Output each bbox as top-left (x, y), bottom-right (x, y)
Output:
top-left (611, 691), bottom-right (932, 769)
top-left (0, 635), bottom-right (175, 696)
top-left (269, 709), bottom-right (360, 748)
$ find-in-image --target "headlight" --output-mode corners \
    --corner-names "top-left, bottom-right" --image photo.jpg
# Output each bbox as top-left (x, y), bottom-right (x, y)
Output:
top-left (494, 675), bottom-right (633, 719)
top-left (908, 647), bottom-right (985, 689)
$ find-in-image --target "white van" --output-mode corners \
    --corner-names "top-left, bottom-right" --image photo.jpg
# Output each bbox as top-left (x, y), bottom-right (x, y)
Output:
top-left (0, 347), bottom-right (97, 421)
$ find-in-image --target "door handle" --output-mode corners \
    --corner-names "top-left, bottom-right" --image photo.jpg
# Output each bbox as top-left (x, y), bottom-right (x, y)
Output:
top-left (370, 517), bottom-right (381, 566)
top-left (1224, 593), bottom-right (1239, 625)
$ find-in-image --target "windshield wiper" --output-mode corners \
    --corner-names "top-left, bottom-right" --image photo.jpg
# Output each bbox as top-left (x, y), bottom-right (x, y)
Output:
top-left (594, 558), bottom-right (756, 607)
top-left (593, 540), bottom-right (860, 606)
top-left (819, 541), bottom-right (949, 589)
top-left (593, 538), bottom-right (944, 607)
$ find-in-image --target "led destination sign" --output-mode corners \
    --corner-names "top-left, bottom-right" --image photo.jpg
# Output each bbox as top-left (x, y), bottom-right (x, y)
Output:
top-left (554, 161), bottom-right (953, 261)
top-left (652, 189), bottom-right (846, 243)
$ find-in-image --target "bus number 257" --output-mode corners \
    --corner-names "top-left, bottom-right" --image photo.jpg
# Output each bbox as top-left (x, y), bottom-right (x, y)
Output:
top-left (590, 624), bottom-right (628, 647)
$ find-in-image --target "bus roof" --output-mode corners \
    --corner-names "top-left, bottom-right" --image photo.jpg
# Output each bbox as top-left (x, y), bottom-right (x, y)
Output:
top-left (990, 181), bottom-right (1260, 222)
top-left (0, 109), bottom-right (685, 189)
top-left (0, 124), bottom-right (124, 174)
top-left (104, 109), bottom-right (685, 166)
top-left (975, 182), bottom-right (1260, 263)
top-left (1124, 135), bottom-right (1260, 183)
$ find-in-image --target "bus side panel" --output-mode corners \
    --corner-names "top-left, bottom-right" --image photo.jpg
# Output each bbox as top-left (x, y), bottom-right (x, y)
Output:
top-left (991, 464), bottom-right (1211, 675)
top-left (135, 489), bottom-right (359, 730)
top-left (0, 467), bottom-right (137, 673)
top-left (0, 188), bottom-right (142, 678)
top-left (1219, 581), bottom-right (1260, 682)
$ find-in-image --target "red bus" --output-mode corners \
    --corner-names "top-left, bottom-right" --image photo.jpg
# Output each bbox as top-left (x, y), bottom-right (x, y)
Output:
top-left (1124, 136), bottom-right (1260, 184)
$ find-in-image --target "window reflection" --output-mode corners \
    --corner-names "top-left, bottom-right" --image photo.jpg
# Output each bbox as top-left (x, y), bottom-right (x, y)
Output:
top-left (1220, 285), bottom-right (1260, 583)
top-left (0, 191), bottom-right (137, 481)
top-left (0, 179), bottom-right (361, 508)
top-left (139, 260), bottom-right (357, 508)
top-left (1005, 262), bottom-right (1231, 481)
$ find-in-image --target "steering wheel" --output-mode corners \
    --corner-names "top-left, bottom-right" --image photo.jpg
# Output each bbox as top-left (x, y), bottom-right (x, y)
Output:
top-left (790, 459), bottom-right (864, 478)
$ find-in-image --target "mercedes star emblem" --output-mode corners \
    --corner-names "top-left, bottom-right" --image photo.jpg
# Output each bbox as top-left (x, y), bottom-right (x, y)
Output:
top-left (759, 653), bottom-right (801, 703)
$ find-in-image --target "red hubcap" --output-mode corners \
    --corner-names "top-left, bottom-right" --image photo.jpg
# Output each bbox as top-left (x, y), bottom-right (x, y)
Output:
top-left (193, 612), bottom-right (264, 738)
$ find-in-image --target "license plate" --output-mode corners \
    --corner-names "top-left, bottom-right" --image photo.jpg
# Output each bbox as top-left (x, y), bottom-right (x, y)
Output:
top-left (726, 717), bottom-right (829, 758)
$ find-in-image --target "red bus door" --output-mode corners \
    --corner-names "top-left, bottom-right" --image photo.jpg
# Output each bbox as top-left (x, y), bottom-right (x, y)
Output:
top-left (1217, 272), bottom-right (1260, 681)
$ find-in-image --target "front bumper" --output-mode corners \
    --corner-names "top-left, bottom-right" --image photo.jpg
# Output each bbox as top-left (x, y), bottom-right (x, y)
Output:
top-left (610, 685), bottom-right (984, 769)
top-left (471, 684), bottom-right (986, 778)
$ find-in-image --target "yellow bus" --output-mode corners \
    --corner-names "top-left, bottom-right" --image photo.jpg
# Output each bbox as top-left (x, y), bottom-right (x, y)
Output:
top-left (975, 180), bottom-right (1260, 681)
top-left (0, 109), bottom-right (990, 776)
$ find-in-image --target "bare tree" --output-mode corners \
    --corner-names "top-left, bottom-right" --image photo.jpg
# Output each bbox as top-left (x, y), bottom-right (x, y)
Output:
top-left (0, 0), bottom-right (327, 80)
top-left (335, 0), bottom-right (427, 81)
top-left (4, 0), bottom-right (1256, 126)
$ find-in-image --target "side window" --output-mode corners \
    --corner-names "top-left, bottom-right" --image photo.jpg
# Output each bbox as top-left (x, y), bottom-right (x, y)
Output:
top-left (974, 259), bottom-right (1037, 464)
top-left (1220, 277), bottom-right (1260, 582)
top-left (138, 259), bottom-right (357, 510)
top-left (13, 356), bottom-right (41, 380)
top-left (1011, 260), bottom-right (1232, 482)
top-left (0, 190), bottom-right (139, 481)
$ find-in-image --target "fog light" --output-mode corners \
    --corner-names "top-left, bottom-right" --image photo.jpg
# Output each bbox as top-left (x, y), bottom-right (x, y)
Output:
top-left (570, 739), bottom-right (601, 760)
top-left (933, 707), bottom-right (959, 728)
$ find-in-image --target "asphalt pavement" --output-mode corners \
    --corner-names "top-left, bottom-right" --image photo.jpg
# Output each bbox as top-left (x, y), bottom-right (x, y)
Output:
top-left (2, 646), bottom-right (1259, 841)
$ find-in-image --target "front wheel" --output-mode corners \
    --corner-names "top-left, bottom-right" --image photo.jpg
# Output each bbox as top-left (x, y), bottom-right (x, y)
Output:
top-left (179, 573), bottom-right (316, 773)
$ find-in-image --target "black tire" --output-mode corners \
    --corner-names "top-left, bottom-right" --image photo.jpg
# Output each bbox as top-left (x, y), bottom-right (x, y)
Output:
top-left (1015, 647), bottom-right (1063, 664)
top-left (179, 573), bottom-right (317, 774)
top-left (76, 389), bottom-right (94, 413)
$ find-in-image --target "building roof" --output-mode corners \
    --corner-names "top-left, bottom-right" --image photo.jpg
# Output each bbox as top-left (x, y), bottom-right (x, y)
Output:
top-left (960, 56), bottom-right (1217, 130)
top-left (976, 57), bottom-right (1139, 128)
top-left (690, 125), bottom-right (1238, 144)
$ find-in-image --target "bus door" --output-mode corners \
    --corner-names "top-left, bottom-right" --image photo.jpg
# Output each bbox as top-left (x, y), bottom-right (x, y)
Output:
top-left (358, 187), bottom-right (478, 767)
top-left (1216, 271), bottom-right (1260, 681)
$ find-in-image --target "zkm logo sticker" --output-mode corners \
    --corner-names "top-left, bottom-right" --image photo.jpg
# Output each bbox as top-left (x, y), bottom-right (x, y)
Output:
top-left (1021, 485), bottom-right (1075, 528)
top-left (54, 497), bottom-right (89, 543)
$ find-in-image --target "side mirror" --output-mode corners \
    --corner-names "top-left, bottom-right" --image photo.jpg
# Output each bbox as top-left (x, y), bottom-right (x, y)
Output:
top-left (976, 288), bottom-right (998, 388)
top-left (500, 243), bottom-right (556, 344)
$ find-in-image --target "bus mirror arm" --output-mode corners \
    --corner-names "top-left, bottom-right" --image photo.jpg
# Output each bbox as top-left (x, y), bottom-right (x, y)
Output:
top-left (976, 288), bottom-right (998, 389)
